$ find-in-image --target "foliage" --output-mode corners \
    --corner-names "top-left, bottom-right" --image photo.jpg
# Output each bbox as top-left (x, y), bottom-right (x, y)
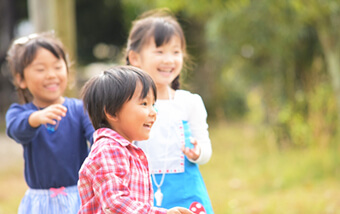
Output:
top-left (81, 0), bottom-right (340, 147)
top-left (2, 0), bottom-right (340, 147)
top-left (75, 0), bottom-right (126, 64)
top-left (199, 0), bottom-right (340, 147)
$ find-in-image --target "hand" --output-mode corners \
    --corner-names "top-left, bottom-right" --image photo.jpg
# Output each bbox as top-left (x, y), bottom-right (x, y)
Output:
top-left (181, 138), bottom-right (200, 161)
top-left (167, 207), bottom-right (194, 214)
top-left (28, 104), bottom-right (67, 128)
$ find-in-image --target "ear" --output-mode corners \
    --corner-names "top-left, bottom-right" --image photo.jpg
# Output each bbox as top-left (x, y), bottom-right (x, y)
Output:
top-left (104, 108), bottom-right (118, 122)
top-left (128, 50), bottom-right (141, 67)
top-left (15, 74), bottom-right (27, 89)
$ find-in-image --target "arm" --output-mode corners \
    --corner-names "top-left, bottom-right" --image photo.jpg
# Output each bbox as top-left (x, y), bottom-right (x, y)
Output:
top-left (6, 103), bottom-right (67, 144)
top-left (184, 94), bottom-right (212, 165)
top-left (28, 104), bottom-right (67, 128)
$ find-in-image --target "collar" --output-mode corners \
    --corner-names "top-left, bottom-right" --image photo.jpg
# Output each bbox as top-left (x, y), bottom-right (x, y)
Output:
top-left (94, 128), bottom-right (137, 148)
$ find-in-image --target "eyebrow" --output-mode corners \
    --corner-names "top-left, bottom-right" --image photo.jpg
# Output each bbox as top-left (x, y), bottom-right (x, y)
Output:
top-left (30, 59), bottom-right (63, 66)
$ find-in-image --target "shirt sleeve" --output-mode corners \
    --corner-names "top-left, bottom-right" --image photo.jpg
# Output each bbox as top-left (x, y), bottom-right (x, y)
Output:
top-left (90, 142), bottom-right (167, 214)
top-left (187, 93), bottom-right (212, 165)
top-left (5, 103), bottom-right (39, 144)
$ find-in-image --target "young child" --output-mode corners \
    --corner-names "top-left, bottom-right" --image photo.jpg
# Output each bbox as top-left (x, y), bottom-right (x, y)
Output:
top-left (125, 9), bottom-right (214, 214)
top-left (78, 66), bottom-right (192, 214)
top-left (5, 32), bottom-right (95, 214)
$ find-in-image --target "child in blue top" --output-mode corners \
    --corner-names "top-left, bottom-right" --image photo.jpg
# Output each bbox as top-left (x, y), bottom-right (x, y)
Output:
top-left (125, 9), bottom-right (214, 214)
top-left (5, 32), bottom-right (94, 214)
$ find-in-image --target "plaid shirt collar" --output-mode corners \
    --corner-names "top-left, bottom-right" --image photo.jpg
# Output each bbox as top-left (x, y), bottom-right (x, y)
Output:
top-left (93, 128), bottom-right (138, 148)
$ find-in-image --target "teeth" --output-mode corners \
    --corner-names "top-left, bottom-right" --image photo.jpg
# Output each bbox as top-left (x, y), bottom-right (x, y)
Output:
top-left (144, 123), bottom-right (153, 127)
top-left (158, 68), bottom-right (172, 73)
top-left (46, 83), bottom-right (58, 87)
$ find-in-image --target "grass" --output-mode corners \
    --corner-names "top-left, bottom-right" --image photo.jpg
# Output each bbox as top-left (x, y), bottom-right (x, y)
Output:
top-left (200, 122), bottom-right (340, 213)
top-left (0, 163), bottom-right (26, 214)
top-left (1, 122), bottom-right (340, 213)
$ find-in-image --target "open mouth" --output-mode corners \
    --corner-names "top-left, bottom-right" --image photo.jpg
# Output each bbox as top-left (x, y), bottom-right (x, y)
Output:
top-left (157, 68), bottom-right (173, 73)
top-left (45, 83), bottom-right (59, 91)
top-left (143, 122), bottom-right (153, 128)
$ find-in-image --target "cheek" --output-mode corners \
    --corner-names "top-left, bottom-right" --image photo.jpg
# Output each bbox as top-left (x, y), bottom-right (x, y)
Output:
top-left (176, 56), bottom-right (184, 64)
top-left (62, 74), bottom-right (68, 82)
top-left (140, 60), bottom-right (153, 71)
top-left (23, 73), bottom-right (40, 88)
top-left (59, 72), bottom-right (68, 83)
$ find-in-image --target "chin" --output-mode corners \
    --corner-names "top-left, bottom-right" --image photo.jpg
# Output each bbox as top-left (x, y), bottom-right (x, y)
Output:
top-left (139, 134), bottom-right (150, 141)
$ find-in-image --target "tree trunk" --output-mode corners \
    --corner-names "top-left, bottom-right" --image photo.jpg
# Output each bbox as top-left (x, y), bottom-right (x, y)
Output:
top-left (28, 0), bottom-right (77, 96)
top-left (317, 21), bottom-right (340, 133)
top-left (0, 0), bottom-right (17, 126)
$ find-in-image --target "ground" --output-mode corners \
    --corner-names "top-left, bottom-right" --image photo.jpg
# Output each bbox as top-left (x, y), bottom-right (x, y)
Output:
top-left (0, 133), bottom-right (22, 170)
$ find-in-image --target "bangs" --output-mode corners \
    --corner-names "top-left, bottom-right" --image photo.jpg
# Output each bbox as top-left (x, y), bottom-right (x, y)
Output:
top-left (38, 41), bottom-right (64, 60)
top-left (152, 18), bottom-right (181, 47)
top-left (36, 38), bottom-right (67, 62)
top-left (22, 39), bottom-right (66, 68)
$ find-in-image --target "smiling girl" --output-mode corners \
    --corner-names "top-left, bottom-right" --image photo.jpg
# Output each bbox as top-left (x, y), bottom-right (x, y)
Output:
top-left (125, 9), bottom-right (214, 214)
top-left (5, 32), bottom-right (94, 214)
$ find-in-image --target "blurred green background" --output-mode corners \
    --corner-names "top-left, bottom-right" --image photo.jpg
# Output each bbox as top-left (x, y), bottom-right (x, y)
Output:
top-left (0, 0), bottom-right (340, 213)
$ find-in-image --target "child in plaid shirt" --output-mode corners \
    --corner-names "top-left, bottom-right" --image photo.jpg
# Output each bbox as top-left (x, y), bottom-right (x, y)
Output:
top-left (78, 66), bottom-right (193, 214)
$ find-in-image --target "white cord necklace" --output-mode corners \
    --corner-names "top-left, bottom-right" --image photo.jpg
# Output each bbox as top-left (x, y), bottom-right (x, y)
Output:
top-left (153, 87), bottom-right (172, 206)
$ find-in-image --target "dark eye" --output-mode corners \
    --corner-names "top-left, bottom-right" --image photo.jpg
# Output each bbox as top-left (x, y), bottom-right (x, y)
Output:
top-left (141, 102), bottom-right (147, 106)
top-left (174, 49), bottom-right (182, 55)
top-left (35, 68), bottom-right (45, 72)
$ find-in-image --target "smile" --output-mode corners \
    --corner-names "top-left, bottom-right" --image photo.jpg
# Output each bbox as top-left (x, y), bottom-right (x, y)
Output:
top-left (158, 68), bottom-right (173, 73)
top-left (45, 83), bottom-right (59, 90)
top-left (143, 122), bottom-right (153, 128)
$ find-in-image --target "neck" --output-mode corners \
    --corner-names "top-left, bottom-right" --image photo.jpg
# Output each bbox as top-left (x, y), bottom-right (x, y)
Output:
top-left (33, 96), bottom-right (65, 108)
top-left (156, 85), bottom-right (173, 100)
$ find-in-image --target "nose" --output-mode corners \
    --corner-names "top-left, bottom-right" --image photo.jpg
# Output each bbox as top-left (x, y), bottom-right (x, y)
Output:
top-left (46, 69), bottom-right (57, 78)
top-left (150, 105), bottom-right (157, 117)
top-left (162, 53), bottom-right (174, 64)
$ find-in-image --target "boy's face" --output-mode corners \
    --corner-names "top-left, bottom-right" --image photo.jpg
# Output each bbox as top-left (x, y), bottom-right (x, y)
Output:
top-left (17, 47), bottom-right (68, 107)
top-left (108, 82), bottom-right (157, 142)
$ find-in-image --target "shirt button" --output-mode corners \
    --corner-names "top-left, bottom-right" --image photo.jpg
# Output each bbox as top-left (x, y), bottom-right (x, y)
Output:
top-left (140, 155), bottom-right (144, 160)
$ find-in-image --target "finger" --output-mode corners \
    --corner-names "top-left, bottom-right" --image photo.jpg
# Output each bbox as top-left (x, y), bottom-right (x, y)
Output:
top-left (190, 137), bottom-right (197, 145)
top-left (39, 116), bottom-right (57, 125)
top-left (177, 207), bottom-right (194, 214)
top-left (189, 148), bottom-right (200, 160)
top-left (183, 147), bottom-right (190, 156)
top-left (39, 110), bottom-right (63, 124)
top-left (45, 119), bottom-right (57, 125)
top-left (52, 104), bottom-right (67, 115)
top-left (181, 144), bottom-right (186, 153)
top-left (45, 106), bottom-right (67, 118)
top-left (43, 113), bottom-right (61, 124)
top-left (188, 150), bottom-right (196, 160)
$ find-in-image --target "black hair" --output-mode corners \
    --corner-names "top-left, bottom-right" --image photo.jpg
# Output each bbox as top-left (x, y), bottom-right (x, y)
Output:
top-left (81, 65), bottom-right (157, 130)
top-left (6, 32), bottom-right (69, 103)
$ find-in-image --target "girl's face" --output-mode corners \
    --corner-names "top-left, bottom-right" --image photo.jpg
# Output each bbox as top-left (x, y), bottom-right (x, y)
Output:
top-left (108, 82), bottom-right (157, 142)
top-left (18, 47), bottom-right (68, 107)
top-left (130, 35), bottom-right (183, 89)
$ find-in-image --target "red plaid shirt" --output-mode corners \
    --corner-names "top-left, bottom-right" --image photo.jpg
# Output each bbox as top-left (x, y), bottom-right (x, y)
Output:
top-left (78, 128), bottom-right (167, 214)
